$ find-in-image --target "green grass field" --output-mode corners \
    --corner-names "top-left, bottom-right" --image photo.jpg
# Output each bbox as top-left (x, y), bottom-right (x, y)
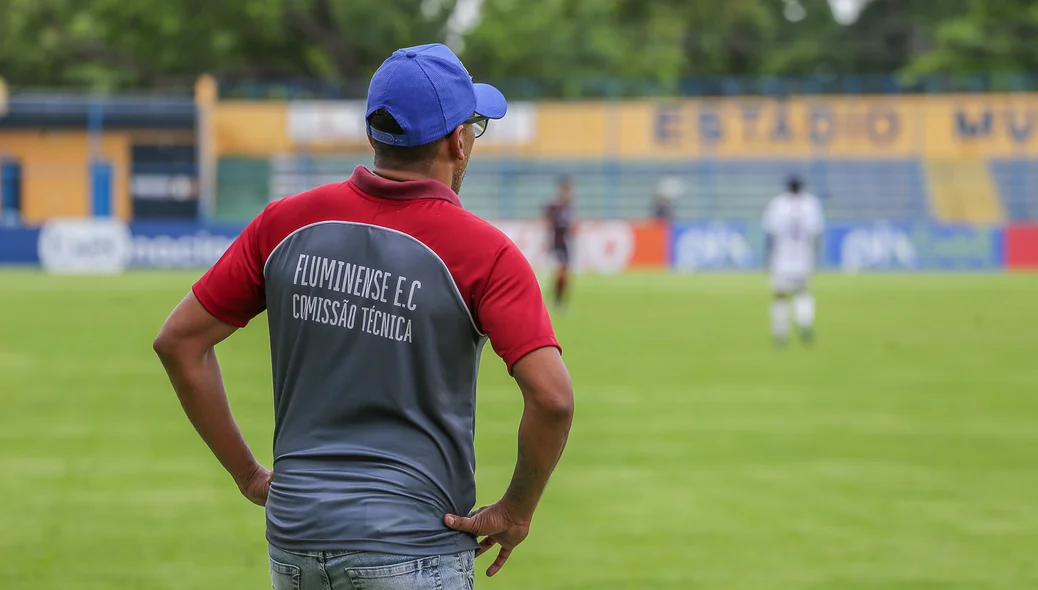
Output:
top-left (1, 270), bottom-right (1037, 589)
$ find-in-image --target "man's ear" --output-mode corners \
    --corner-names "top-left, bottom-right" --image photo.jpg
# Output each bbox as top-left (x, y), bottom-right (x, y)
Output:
top-left (448, 126), bottom-right (467, 161)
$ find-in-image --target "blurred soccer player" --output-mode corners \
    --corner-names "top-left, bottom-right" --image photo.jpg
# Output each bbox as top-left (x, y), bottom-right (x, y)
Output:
top-left (545, 175), bottom-right (573, 308)
top-left (763, 175), bottom-right (826, 345)
top-left (153, 43), bottom-right (573, 588)
top-left (651, 175), bottom-right (683, 221)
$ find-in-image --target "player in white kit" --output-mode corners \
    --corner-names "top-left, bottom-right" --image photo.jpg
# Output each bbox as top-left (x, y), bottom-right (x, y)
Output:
top-left (763, 176), bottom-right (825, 345)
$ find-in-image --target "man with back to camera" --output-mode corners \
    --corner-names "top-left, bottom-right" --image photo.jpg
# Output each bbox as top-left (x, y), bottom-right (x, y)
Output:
top-left (544, 175), bottom-right (573, 308)
top-left (763, 175), bottom-right (825, 345)
top-left (153, 43), bottom-right (575, 589)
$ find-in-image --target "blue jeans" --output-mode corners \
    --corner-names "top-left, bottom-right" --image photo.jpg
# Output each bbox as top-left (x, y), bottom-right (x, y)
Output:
top-left (269, 544), bottom-right (476, 590)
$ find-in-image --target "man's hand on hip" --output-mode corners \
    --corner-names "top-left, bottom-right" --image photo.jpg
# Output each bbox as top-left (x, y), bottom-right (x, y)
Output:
top-left (445, 502), bottom-right (530, 577)
top-left (236, 463), bottom-right (273, 507)
top-left (444, 346), bottom-right (573, 578)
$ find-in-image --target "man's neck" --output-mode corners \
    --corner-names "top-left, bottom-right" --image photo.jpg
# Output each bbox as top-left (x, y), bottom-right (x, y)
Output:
top-left (372, 166), bottom-right (451, 189)
top-left (372, 167), bottom-right (425, 182)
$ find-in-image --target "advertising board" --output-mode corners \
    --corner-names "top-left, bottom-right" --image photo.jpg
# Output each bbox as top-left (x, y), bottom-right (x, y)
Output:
top-left (37, 218), bottom-right (132, 274)
top-left (670, 221), bottom-right (762, 271)
top-left (0, 220), bottom-right (1022, 273)
top-left (827, 222), bottom-right (1004, 272)
top-left (493, 220), bottom-right (668, 273)
top-left (1005, 224), bottom-right (1038, 269)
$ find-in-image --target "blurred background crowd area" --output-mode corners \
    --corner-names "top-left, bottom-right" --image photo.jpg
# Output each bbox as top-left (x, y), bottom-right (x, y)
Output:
top-left (1, 0), bottom-right (1037, 266)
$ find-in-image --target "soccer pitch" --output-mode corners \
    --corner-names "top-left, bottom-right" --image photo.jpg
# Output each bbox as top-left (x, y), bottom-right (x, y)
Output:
top-left (1, 270), bottom-right (1036, 589)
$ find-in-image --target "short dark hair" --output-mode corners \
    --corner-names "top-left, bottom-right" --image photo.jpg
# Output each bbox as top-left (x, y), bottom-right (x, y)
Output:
top-left (367, 109), bottom-right (442, 169)
top-left (787, 175), bottom-right (803, 193)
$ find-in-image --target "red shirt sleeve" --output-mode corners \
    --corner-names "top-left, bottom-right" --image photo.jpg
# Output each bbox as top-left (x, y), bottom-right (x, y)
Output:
top-left (476, 242), bottom-right (560, 372)
top-left (192, 210), bottom-right (267, 328)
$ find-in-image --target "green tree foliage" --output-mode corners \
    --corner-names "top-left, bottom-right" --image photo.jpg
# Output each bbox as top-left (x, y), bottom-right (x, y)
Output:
top-left (0, 0), bottom-right (457, 89)
top-left (904, 0), bottom-right (1038, 78)
top-left (0, 0), bottom-right (1030, 94)
top-left (460, 0), bottom-right (688, 98)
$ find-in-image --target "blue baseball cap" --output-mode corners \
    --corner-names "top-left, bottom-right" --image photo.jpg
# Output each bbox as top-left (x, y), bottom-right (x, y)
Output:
top-left (366, 43), bottom-right (507, 147)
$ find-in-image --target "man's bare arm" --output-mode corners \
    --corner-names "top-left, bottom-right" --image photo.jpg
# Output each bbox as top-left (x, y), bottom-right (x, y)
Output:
top-left (502, 347), bottom-right (574, 520)
top-left (444, 346), bottom-right (573, 577)
top-left (153, 292), bottom-right (270, 505)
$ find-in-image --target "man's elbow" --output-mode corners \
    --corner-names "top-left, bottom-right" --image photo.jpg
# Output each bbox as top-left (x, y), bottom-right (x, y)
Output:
top-left (552, 393), bottom-right (575, 425)
top-left (152, 326), bottom-right (184, 363)
top-left (513, 348), bottom-right (574, 423)
top-left (153, 332), bottom-right (174, 361)
top-left (530, 385), bottom-right (574, 424)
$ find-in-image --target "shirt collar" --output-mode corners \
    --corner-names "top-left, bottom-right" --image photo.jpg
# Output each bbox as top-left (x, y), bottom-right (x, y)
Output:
top-left (348, 166), bottom-right (462, 208)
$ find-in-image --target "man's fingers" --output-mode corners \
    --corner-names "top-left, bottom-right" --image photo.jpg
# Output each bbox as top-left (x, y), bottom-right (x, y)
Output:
top-left (475, 536), bottom-right (497, 558)
top-left (486, 547), bottom-right (512, 577)
top-left (468, 505), bottom-right (491, 518)
top-left (444, 514), bottom-right (478, 534)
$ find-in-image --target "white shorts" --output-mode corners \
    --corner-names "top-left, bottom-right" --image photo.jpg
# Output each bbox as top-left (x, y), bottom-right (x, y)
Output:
top-left (770, 271), bottom-right (809, 294)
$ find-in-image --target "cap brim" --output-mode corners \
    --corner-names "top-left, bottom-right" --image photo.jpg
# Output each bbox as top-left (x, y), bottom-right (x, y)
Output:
top-left (473, 83), bottom-right (507, 119)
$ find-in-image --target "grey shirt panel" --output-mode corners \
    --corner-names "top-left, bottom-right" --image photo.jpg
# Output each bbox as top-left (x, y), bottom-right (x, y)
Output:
top-left (262, 222), bottom-right (483, 554)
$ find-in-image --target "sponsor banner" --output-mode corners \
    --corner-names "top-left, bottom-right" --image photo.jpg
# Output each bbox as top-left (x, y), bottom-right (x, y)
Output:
top-left (128, 221), bottom-right (243, 269)
top-left (826, 222), bottom-right (1004, 271)
top-left (287, 100), bottom-right (368, 146)
top-left (1005, 224), bottom-right (1038, 269)
top-left (8, 220), bottom-right (667, 272)
top-left (37, 218), bottom-right (133, 274)
top-left (129, 220), bottom-right (666, 272)
top-left (13, 220), bottom-right (244, 271)
top-left (0, 226), bottom-right (42, 264)
top-left (4, 220), bottom-right (1015, 273)
top-left (670, 221), bottom-right (763, 271)
top-left (628, 222), bottom-right (670, 269)
top-left (493, 220), bottom-right (668, 274)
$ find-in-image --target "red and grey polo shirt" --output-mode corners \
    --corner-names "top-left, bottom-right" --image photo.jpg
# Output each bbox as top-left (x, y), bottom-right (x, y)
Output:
top-left (193, 166), bottom-right (560, 555)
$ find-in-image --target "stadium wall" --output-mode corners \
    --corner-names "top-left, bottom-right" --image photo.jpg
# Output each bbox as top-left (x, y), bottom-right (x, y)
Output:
top-left (3, 219), bottom-right (1037, 272)
top-left (5, 87), bottom-right (1038, 226)
top-left (0, 80), bottom-right (200, 224)
top-left (215, 94), bottom-right (1038, 158)
top-left (0, 130), bottom-right (133, 222)
top-left (211, 93), bottom-right (1038, 224)
top-left (5, 84), bottom-right (1038, 273)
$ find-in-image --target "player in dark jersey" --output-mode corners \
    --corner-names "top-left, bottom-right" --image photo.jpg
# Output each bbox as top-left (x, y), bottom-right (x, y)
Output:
top-left (545, 175), bottom-right (573, 308)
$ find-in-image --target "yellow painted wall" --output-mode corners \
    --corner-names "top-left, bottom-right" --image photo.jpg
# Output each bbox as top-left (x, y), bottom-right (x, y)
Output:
top-left (213, 93), bottom-right (1038, 160)
top-left (0, 130), bottom-right (130, 223)
top-left (213, 101), bottom-right (292, 156)
top-left (588, 94), bottom-right (1038, 159)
